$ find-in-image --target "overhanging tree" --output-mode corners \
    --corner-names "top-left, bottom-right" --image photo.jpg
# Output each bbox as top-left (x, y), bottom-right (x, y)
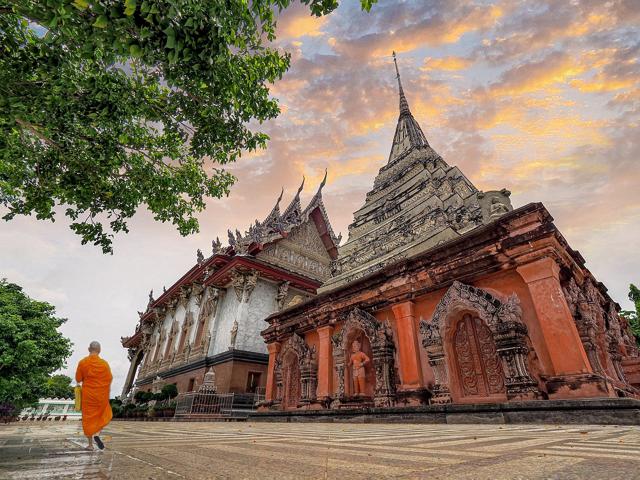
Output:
top-left (0, 0), bottom-right (375, 253)
top-left (0, 280), bottom-right (73, 414)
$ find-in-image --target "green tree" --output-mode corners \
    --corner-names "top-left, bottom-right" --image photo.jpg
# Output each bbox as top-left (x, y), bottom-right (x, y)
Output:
top-left (0, 0), bottom-right (375, 253)
top-left (45, 374), bottom-right (74, 399)
top-left (621, 284), bottom-right (640, 346)
top-left (0, 280), bottom-right (73, 414)
top-left (161, 383), bottom-right (178, 399)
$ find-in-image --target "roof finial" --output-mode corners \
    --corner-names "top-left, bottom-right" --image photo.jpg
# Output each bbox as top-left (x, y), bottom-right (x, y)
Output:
top-left (296, 176), bottom-right (305, 196)
top-left (392, 51), bottom-right (410, 116)
top-left (319, 168), bottom-right (327, 190)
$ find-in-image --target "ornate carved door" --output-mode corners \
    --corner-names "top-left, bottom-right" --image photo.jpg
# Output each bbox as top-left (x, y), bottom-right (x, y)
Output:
top-left (283, 356), bottom-right (301, 408)
top-left (454, 314), bottom-right (505, 399)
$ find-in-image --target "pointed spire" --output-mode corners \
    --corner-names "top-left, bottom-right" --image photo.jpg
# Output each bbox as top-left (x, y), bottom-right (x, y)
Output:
top-left (282, 176), bottom-right (305, 222)
top-left (388, 51), bottom-right (429, 164)
top-left (393, 51), bottom-right (411, 116)
top-left (304, 169), bottom-right (328, 214)
top-left (262, 187), bottom-right (284, 226)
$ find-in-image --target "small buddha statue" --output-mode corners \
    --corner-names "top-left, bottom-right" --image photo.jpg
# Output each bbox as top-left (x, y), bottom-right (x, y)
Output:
top-left (349, 340), bottom-right (370, 396)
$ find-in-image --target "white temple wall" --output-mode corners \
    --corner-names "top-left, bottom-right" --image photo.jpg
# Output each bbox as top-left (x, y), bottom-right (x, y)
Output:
top-left (210, 286), bottom-right (241, 356)
top-left (237, 280), bottom-right (277, 354)
top-left (209, 278), bottom-right (276, 356)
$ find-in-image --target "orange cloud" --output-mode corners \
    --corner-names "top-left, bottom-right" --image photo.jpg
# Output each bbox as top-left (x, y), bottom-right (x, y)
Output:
top-left (421, 56), bottom-right (473, 71)
top-left (277, 7), bottom-right (328, 39)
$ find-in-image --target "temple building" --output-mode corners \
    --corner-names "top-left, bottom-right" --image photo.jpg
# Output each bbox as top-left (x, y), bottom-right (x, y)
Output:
top-left (120, 177), bottom-right (340, 399)
top-left (259, 54), bottom-right (640, 411)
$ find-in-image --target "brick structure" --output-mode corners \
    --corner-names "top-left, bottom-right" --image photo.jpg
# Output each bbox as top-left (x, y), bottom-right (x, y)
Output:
top-left (259, 54), bottom-right (640, 412)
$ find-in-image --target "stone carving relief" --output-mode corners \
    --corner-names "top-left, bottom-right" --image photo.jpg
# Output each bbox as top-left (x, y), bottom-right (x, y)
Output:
top-left (276, 281), bottom-right (290, 311)
top-left (193, 287), bottom-right (220, 351)
top-left (563, 278), bottom-right (604, 375)
top-left (230, 269), bottom-right (260, 303)
top-left (331, 308), bottom-right (397, 407)
top-left (230, 320), bottom-right (238, 348)
top-left (274, 333), bottom-right (317, 407)
top-left (419, 281), bottom-right (539, 403)
top-left (211, 237), bottom-right (223, 255)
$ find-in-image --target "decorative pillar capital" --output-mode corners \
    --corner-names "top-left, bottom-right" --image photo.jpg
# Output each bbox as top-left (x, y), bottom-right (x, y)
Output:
top-left (391, 300), bottom-right (415, 319)
top-left (267, 342), bottom-right (281, 355)
top-left (516, 257), bottom-right (560, 283)
top-left (317, 325), bottom-right (334, 338)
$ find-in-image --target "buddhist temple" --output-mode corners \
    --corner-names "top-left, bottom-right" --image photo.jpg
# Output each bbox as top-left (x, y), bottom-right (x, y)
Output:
top-left (258, 54), bottom-right (640, 412)
top-left (120, 176), bottom-right (340, 399)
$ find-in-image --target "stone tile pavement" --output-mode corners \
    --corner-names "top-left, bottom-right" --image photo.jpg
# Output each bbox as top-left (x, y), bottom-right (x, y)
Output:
top-left (1, 421), bottom-right (640, 479)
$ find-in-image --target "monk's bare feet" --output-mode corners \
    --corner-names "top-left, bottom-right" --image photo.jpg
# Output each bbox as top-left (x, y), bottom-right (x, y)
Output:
top-left (84, 445), bottom-right (94, 451)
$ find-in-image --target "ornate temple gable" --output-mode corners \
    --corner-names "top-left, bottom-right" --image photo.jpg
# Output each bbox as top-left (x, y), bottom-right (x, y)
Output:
top-left (257, 218), bottom-right (333, 282)
top-left (319, 56), bottom-right (513, 293)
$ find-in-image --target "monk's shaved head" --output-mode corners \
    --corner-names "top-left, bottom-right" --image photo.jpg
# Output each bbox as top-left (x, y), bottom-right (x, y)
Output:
top-left (89, 341), bottom-right (101, 353)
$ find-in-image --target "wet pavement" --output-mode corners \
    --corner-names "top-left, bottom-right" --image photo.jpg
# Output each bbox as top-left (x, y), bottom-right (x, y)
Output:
top-left (2, 421), bottom-right (640, 479)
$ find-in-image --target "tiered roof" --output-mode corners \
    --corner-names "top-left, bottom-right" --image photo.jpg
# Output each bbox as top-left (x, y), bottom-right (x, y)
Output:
top-left (319, 53), bottom-right (513, 292)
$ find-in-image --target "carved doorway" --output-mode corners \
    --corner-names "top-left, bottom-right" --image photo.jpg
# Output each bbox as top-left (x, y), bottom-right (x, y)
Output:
top-left (453, 314), bottom-right (505, 401)
top-left (282, 352), bottom-right (301, 408)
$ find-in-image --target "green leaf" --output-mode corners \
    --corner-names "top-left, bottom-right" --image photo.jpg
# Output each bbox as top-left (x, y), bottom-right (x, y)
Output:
top-left (72, 0), bottom-right (90, 10)
top-left (124, 0), bottom-right (137, 16)
top-left (129, 43), bottom-right (142, 57)
top-left (93, 15), bottom-right (109, 28)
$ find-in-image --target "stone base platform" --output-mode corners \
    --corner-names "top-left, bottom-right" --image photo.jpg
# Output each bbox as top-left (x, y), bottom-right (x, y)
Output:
top-left (251, 398), bottom-right (640, 425)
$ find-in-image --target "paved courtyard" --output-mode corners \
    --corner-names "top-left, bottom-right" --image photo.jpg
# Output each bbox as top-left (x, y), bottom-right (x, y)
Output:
top-left (1, 421), bottom-right (640, 479)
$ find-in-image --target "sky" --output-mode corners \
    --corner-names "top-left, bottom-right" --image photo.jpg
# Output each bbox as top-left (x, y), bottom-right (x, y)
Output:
top-left (2, 0), bottom-right (639, 395)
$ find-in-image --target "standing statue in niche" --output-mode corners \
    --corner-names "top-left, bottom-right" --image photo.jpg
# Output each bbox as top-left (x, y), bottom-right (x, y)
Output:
top-left (230, 320), bottom-right (238, 349)
top-left (349, 340), bottom-right (370, 396)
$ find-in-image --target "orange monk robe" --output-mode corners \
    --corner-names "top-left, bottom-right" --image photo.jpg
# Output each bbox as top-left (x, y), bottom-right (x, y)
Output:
top-left (75, 355), bottom-right (113, 436)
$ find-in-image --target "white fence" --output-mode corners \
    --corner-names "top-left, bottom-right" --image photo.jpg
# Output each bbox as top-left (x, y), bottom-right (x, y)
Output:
top-left (174, 392), bottom-right (234, 418)
top-left (173, 391), bottom-right (264, 419)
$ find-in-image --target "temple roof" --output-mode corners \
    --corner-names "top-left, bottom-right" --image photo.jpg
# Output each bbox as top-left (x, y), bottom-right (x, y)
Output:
top-left (318, 54), bottom-right (514, 293)
top-left (123, 176), bottom-right (341, 341)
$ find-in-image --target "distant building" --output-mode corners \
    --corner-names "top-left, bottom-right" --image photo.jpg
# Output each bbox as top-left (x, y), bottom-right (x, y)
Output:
top-left (121, 177), bottom-right (340, 399)
top-left (20, 398), bottom-right (81, 421)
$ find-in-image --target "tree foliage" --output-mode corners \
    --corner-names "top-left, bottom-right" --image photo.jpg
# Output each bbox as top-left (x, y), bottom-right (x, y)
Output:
top-left (45, 374), bottom-right (74, 399)
top-left (621, 283), bottom-right (640, 345)
top-left (0, 0), bottom-right (376, 253)
top-left (0, 280), bottom-right (73, 413)
top-left (161, 382), bottom-right (178, 399)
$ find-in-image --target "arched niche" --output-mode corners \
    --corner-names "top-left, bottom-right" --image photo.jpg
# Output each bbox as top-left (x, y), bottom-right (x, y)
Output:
top-left (274, 333), bottom-right (317, 409)
top-left (331, 308), bottom-right (397, 407)
top-left (343, 328), bottom-right (375, 398)
top-left (420, 281), bottom-right (540, 404)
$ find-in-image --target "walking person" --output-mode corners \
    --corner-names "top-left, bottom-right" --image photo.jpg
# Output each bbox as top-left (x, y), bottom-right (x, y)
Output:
top-left (75, 341), bottom-right (113, 450)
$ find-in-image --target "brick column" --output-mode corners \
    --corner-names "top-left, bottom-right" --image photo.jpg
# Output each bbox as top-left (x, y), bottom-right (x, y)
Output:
top-left (391, 301), bottom-right (424, 389)
top-left (265, 342), bottom-right (281, 402)
top-left (516, 257), bottom-right (591, 375)
top-left (317, 326), bottom-right (334, 399)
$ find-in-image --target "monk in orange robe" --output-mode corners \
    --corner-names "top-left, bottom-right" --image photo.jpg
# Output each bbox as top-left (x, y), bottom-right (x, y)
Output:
top-left (75, 341), bottom-right (113, 450)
